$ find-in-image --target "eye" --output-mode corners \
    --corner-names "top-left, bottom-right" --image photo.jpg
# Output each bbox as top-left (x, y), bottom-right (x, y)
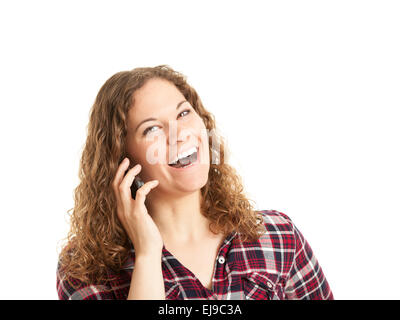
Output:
top-left (179, 109), bottom-right (191, 118)
top-left (143, 126), bottom-right (159, 136)
top-left (142, 109), bottom-right (191, 136)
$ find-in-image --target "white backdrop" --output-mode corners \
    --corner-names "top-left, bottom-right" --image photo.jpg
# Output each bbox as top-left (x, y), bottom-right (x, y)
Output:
top-left (0, 0), bottom-right (399, 299)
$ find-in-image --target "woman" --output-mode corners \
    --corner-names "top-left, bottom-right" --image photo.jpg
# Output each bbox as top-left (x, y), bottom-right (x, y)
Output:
top-left (56, 65), bottom-right (333, 300)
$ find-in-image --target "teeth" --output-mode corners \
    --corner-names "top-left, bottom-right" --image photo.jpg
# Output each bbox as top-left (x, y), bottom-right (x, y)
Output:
top-left (169, 146), bottom-right (197, 164)
top-left (178, 147), bottom-right (197, 160)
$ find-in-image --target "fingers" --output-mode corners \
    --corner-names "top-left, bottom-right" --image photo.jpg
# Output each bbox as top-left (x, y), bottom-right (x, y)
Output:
top-left (113, 158), bottom-right (159, 212)
top-left (134, 180), bottom-right (159, 205)
top-left (119, 163), bottom-right (142, 203)
top-left (112, 158), bottom-right (130, 194)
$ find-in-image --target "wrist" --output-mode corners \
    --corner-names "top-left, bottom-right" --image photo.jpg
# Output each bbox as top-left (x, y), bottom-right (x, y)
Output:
top-left (135, 252), bottom-right (162, 263)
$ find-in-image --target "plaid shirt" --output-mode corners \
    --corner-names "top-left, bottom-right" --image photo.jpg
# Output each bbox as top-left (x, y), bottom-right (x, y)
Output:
top-left (57, 209), bottom-right (333, 300)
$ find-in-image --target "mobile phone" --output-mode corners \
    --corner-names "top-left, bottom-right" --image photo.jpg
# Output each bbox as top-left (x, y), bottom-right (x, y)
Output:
top-left (130, 175), bottom-right (145, 200)
top-left (122, 159), bottom-right (145, 200)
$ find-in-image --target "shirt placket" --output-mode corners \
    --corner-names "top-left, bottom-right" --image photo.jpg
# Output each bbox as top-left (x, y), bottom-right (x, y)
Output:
top-left (208, 231), bottom-right (237, 299)
top-left (161, 232), bottom-right (237, 300)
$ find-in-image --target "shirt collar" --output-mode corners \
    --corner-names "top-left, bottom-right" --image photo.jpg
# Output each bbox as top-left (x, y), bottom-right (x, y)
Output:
top-left (121, 230), bottom-right (238, 271)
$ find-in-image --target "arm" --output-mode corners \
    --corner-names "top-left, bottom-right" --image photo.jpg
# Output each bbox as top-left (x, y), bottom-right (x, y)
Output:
top-left (127, 254), bottom-right (166, 300)
top-left (284, 221), bottom-right (334, 300)
top-left (113, 159), bottom-right (166, 300)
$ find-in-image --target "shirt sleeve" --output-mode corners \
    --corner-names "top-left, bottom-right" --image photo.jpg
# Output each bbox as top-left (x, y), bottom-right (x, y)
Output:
top-left (56, 262), bottom-right (116, 300)
top-left (283, 220), bottom-right (334, 300)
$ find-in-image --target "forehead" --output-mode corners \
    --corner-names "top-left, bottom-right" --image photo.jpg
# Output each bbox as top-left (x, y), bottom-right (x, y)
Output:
top-left (131, 78), bottom-right (185, 116)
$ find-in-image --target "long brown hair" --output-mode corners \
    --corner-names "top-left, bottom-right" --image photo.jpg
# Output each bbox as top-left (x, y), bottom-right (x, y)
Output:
top-left (58, 65), bottom-right (265, 287)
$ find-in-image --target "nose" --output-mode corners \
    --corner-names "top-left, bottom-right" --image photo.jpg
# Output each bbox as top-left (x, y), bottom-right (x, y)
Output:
top-left (167, 120), bottom-right (197, 158)
top-left (167, 120), bottom-right (196, 145)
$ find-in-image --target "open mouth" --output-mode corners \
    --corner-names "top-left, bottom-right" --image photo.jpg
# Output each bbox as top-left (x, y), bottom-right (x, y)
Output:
top-left (168, 147), bottom-right (198, 169)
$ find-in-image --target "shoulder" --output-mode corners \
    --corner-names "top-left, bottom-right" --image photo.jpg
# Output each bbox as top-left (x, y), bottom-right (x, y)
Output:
top-left (250, 210), bottom-right (298, 278)
top-left (254, 209), bottom-right (298, 260)
top-left (257, 209), bottom-right (296, 233)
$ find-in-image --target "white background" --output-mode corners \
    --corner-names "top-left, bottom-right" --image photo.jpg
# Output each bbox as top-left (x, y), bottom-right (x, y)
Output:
top-left (0, 0), bottom-right (399, 300)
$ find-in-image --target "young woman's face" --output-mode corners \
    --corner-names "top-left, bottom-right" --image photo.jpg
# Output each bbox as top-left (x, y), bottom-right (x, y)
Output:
top-left (125, 78), bottom-right (210, 195)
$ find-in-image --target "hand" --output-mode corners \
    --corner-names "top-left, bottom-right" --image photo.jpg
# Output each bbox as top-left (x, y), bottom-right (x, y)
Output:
top-left (112, 158), bottom-right (163, 257)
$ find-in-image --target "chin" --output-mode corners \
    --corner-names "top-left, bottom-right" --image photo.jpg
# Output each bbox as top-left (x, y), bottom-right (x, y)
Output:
top-left (171, 165), bottom-right (209, 192)
top-left (178, 172), bottom-right (209, 191)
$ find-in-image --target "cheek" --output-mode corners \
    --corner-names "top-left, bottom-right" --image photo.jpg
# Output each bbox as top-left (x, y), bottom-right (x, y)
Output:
top-left (129, 141), bottom-right (167, 181)
top-left (194, 122), bottom-right (211, 164)
top-left (142, 134), bottom-right (168, 166)
top-left (126, 138), bottom-right (162, 166)
top-left (194, 113), bottom-right (207, 128)
top-left (189, 115), bottom-right (208, 139)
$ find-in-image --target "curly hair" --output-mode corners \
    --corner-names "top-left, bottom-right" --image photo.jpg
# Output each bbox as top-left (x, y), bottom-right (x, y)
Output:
top-left (57, 65), bottom-right (265, 288)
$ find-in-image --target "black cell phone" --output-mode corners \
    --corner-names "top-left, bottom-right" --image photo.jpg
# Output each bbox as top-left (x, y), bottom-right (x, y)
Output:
top-left (130, 176), bottom-right (145, 200)
top-left (122, 158), bottom-right (145, 200)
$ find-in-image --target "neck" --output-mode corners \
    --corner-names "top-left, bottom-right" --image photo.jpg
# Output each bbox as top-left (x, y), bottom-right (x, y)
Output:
top-left (146, 190), bottom-right (213, 244)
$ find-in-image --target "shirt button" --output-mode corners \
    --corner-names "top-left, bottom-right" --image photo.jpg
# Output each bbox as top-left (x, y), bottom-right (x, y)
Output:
top-left (218, 256), bottom-right (225, 264)
top-left (267, 281), bottom-right (273, 289)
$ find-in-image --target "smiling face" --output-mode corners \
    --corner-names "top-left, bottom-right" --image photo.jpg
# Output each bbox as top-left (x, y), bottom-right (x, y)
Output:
top-left (125, 78), bottom-right (210, 196)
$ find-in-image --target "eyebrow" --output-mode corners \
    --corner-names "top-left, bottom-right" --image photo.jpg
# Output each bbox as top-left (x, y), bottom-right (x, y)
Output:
top-left (134, 100), bottom-right (188, 133)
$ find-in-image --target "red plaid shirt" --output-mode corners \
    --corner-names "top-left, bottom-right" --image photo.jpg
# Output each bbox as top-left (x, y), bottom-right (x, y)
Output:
top-left (57, 210), bottom-right (333, 300)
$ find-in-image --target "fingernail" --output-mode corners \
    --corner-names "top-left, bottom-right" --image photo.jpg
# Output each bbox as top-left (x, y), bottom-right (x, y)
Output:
top-left (131, 164), bottom-right (140, 172)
